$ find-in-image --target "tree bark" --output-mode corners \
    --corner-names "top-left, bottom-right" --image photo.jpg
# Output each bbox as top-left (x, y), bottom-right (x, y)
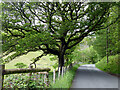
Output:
top-left (106, 28), bottom-right (109, 64)
top-left (58, 52), bottom-right (64, 74)
top-left (58, 44), bottom-right (65, 74)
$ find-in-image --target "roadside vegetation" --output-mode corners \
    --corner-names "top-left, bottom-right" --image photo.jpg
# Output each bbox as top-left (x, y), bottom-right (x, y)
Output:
top-left (96, 54), bottom-right (120, 74)
top-left (50, 64), bottom-right (80, 88)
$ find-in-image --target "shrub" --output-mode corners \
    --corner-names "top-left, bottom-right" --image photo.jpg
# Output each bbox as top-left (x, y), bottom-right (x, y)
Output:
top-left (3, 73), bottom-right (48, 88)
top-left (14, 63), bottom-right (27, 68)
top-left (96, 54), bottom-right (120, 74)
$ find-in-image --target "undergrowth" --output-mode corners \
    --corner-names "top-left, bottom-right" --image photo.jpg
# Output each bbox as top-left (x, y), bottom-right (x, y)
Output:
top-left (50, 64), bottom-right (80, 88)
top-left (96, 54), bottom-right (120, 74)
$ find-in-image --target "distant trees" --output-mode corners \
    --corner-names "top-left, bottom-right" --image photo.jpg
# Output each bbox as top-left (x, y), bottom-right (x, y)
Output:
top-left (92, 5), bottom-right (120, 59)
top-left (72, 38), bottom-right (99, 64)
top-left (71, 4), bottom-right (120, 63)
top-left (2, 2), bottom-right (119, 72)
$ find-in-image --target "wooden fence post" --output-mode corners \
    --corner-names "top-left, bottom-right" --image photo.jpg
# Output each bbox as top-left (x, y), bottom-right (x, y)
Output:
top-left (58, 67), bottom-right (60, 80)
top-left (0, 65), bottom-right (5, 90)
top-left (44, 74), bottom-right (46, 84)
top-left (63, 67), bottom-right (64, 74)
top-left (64, 67), bottom-right (65, 74)
top-left (65, 67), bottom-right (67, 72)
top-left (29, 65), bottom-right (33, 80)
top-left (63, 67), bottom-right (65, 74)
top-left (46, 72), bottom-right (49, 87)
top-left (42, 73), bottom-right (44, 82)
top-left (53, 69), bottom-right (55, 83)
top-left (62, 67), bottom-right (64, 77)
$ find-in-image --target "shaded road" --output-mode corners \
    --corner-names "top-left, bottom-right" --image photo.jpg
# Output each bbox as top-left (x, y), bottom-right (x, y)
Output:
top-left (71, 64), bottom-right (119, 89)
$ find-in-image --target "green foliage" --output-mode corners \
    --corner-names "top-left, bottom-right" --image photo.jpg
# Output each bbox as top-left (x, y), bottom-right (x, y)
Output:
top-left (50, 56), bottom-right (58, 69)
top-left (2, 2), bottom-right (117, 67)
top-left (3, 73), bottom-right (48, 88)
top-left (87, 46), bottom-right (100, 64)
top-left (50, 56), bottom-right (58, 61)
top-left (50, 64), bottom-right (80, 88)
top-left (93, 27), bottom-right (119, 58)
top-left (64, 53), bottom-right (74, 66)
top-left (64, 59), bottom-right (73, 67)
top-left (52, 63), bottom-right (58, 69)
top-left (96, 54), bottom-right (120, 74)
top-left (92, 5), bottom-right (119, 58)
top-left (72, 39), bottom-right (100, 64)
top-left (14, 62), bottom-right (27, 68)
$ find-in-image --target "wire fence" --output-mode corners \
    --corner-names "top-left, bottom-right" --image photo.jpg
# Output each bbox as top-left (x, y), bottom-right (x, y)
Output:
top-left (0, 65), bottom-right (50, 89)
top-left (0, 64), bottom-right (72, 89)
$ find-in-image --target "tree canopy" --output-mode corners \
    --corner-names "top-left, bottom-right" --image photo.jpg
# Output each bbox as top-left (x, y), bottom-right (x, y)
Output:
top-left (2, 2), bottom-right (119, 70)
top-left (92, 5), bottom-right (120, 58)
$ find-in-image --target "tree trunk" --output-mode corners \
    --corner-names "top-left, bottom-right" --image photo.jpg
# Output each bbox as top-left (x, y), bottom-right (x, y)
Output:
top-left (58, 52), bottom-right (64, 74)
top-left (106, 28), bottom-right (109, 64)
top-left (58, 43), bottom-right (65, 74)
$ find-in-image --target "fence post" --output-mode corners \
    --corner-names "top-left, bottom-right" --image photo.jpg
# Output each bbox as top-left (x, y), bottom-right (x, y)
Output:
top-left (62, 67), bottom-right (63, 77)
top-left (58, 67), bottom-right (60, 80)
top-left (46, 72), bottom-right (49, 87)
top-left (66, 66), bottom-right (67, 71)
top-left (0, 65), bottom-right (5, 90)
top-left (53, 69), bottom-right (55, 83)
top-left (44, 73), bottom-right (46, 84)
top-left (64, 67), bottom-right (65, 74)
top-left (63, 67), bottom-right (65, 74)
top-left (29, 65), bottom-right (33, 80)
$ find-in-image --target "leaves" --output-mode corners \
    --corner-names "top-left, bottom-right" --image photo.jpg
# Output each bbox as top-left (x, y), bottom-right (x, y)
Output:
top-left (3, 73), bottom-right (48, 88)
top-left (2, 2), bottom-right (118, 66)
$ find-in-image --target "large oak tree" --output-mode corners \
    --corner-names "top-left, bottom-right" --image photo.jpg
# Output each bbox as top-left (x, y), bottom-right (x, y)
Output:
top-left (2, 2), bottom-right (119, 71)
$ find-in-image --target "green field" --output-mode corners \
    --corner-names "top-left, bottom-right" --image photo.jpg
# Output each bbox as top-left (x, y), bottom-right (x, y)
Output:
top-left (5, 51), bottom-right (57, 70)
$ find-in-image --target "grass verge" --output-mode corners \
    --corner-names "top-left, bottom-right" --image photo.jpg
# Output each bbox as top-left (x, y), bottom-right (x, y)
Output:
top-left (50, 64), bottom-right (80, 89)
top-left (95, 54), bottom-right (120, 75)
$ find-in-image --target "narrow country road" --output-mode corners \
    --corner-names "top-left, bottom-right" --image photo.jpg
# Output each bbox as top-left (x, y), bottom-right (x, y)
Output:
top-left (70, 64), bottom-right (119, 89)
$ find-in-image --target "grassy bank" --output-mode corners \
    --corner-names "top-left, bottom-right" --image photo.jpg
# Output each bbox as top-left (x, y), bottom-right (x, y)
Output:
top-left (50, 64), bottom-right (80, 88)
top-left (96, 54), bottom-right (120, 74)
top-left (4, 51), bottom-right (56, 70)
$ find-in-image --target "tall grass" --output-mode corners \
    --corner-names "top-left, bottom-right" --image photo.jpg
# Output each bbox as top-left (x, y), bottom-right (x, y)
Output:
top-left (50, 64), bottom-right (80, 88)
top-left (96, 54), bottom-right (120, 74)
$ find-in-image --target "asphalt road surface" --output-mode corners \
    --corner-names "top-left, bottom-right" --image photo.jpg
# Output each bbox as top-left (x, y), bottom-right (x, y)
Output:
top-left (71, 64), bottom-right (119, 89)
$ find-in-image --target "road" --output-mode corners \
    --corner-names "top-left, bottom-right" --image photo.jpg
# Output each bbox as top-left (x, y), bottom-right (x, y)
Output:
top-left (71, 64), bottom-right (119, 89)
